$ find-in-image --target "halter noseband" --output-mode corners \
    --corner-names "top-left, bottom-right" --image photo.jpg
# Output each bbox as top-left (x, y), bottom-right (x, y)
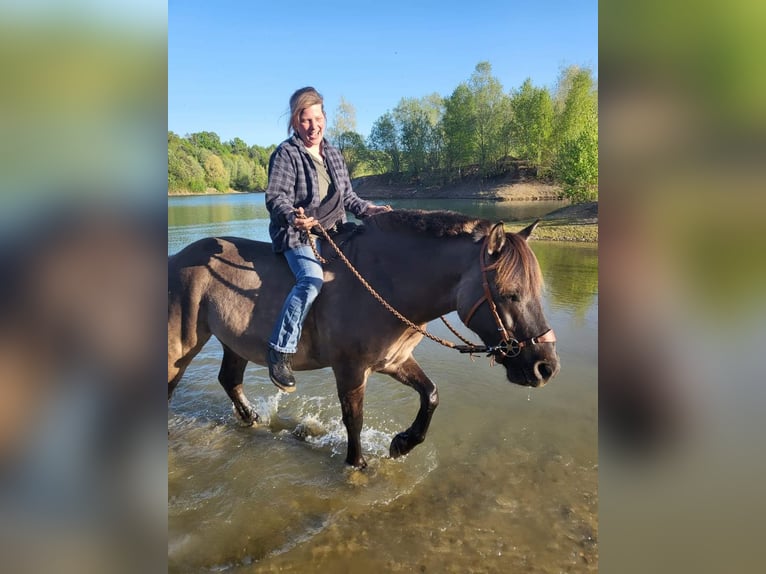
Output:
top-left (462, 234), bottom-right (556, 359)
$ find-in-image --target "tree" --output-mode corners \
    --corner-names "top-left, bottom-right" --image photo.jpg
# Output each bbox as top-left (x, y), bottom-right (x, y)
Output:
top-left (442, 83), bottom-right (477, 172)
top-left (227, 137), bottom-right (249, 156)
top-left (200, 150), bottom-right (228, 192)
top-left (368, 112), bottom-right (400, 173)
top-left (553, 124), bottom-right (598, 202)
top-left (188, 131), bottom-right (225, 154)
top-left (231, 155), bottom-right (254, 190)
top-left (509, 78), bottom-right (554, 175)
top-left (552, 66), bottom-right (597, 150)
top-left (336, 131), bottom-right (367, 177)
top-left (327, 96), bottom-right (357, 149)
top-left (393, 97), bottom-right (430, 175)
top-left (468, 62), bottom-right (509, 173)
top-left (251, 162), bottom-right (267, 190)
top-left (550, 66), bottom-right (598, 201)
top-left (168, 146), bottom-right (206, 192)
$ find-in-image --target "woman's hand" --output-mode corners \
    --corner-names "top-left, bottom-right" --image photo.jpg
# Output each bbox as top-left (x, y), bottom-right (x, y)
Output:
top-left (290, 207), bottom-right (318, 231)
top-left (363, 204), bottom-right (393, 217)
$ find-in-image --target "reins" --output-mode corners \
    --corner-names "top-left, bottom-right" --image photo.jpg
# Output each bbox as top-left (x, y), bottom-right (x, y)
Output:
top-left (307, 221), bottom-right (487, 354)
top-left (306, 219), bottom-right (553, 359)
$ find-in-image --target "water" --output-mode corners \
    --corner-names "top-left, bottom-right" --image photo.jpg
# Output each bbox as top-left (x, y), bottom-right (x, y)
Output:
top-left (168, 193), bottom-right (597, 572)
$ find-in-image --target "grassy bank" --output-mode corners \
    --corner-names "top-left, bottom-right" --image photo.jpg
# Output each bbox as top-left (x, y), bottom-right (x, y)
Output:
top-left (508, 201), bottom-right (598, 243)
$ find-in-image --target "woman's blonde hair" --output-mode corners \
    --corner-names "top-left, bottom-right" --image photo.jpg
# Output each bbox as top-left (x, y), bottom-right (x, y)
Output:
top-left (288, 86), bottom-right (325, 135)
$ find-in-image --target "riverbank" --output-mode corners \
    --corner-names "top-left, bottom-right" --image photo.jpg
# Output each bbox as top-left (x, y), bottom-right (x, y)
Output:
top-left (353, 173), bottom-right (597, 242)
top-left (352, 173), bottom-right (565, 202)
top-left (523, 201), bottom-right (598, 243)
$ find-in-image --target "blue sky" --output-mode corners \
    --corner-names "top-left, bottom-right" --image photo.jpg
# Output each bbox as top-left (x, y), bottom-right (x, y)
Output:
top-left (169, 0), bottom-right (597, 148)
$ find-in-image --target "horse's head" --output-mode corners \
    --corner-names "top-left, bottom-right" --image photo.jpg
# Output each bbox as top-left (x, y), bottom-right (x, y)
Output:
top-left (458, 220), bottom-right (560, 387)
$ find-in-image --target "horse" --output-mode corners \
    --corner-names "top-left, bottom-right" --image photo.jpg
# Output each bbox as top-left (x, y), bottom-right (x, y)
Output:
top-left (168, 209), bottom-right (559, 469)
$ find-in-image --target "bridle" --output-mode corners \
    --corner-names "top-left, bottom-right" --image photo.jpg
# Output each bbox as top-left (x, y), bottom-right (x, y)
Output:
top-left (461, 234), bottom-right (556, 359)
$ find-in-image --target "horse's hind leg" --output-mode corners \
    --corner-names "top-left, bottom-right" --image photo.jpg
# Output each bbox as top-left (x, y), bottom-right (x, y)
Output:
top-left (381, 356), bottom-right (439, 459)
top-left (218, 344), bottom-right (259, 426)
top-left (168, 332), bottom-right (211, 401)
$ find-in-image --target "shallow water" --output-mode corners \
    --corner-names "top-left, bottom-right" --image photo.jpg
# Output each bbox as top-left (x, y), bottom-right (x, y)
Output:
top-left (168, 194), bottom-right (597, 572)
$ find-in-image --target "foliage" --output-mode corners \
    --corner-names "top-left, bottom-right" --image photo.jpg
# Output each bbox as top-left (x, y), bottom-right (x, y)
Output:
top-left (442, 83), bottom-right (477, 173)
top-left (553, 124), bottom-right (599, 202)
top-left (167, 131), bottom-right (273, 194)
top-left (550, 66), bottom-right (598, 202)
top-left (392, 96), bottom-right (443, 175)
top-left (168, 62), bottom-right (598, 197)
top-left (327, 96), bottom-right (357, 148)
top-left (509, 79), bottom-right (554, 175)
top-left (367, 112), bottom-right (400, 174)
top-left (468, 62), bottom-right (511, 173)
top-left (552, 66), bottom-right (598, 151)
top-left (336, 130), bottom-right (367, 178)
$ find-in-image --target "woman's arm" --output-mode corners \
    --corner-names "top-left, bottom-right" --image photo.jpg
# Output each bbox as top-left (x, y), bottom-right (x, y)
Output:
top-left (265, 146), bottom-right (299, 227)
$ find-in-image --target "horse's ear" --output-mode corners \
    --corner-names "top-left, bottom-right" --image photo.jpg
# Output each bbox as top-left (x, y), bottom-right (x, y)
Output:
top-left (486, 222), bottom-right (506, 254)
top-left (517, 219), bottom-right (540, 241)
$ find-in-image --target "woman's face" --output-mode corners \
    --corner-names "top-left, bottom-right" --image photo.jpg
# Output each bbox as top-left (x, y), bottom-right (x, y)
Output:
top-left (296, 103), bottom-right (325, 149)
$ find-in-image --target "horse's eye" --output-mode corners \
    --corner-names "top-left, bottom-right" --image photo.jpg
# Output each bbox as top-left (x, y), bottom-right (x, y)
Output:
top-left (507, 293), bottom-right (521, 303)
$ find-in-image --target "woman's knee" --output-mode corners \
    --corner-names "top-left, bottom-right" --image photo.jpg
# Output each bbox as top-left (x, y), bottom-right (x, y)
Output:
top-left (296, 275), bottom-right (324, 298)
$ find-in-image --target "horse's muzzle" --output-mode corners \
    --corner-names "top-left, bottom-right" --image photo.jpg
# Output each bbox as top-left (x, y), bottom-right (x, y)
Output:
top-left (500, 332), bottom-right (560, 387)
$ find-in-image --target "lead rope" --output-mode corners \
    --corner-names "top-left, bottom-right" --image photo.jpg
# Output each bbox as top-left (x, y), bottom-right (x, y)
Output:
top-left (306, 221), bottom-right (485, 354)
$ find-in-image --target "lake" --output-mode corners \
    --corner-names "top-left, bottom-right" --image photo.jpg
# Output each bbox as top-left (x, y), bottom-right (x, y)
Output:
top-left (168, 193), bottom-right (598, 573)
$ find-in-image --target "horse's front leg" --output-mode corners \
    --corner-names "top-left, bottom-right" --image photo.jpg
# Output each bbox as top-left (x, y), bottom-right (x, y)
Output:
top-left (381, 356), bottom-right (439, 459)
top-left (333, 364), bottom-right (369, 469)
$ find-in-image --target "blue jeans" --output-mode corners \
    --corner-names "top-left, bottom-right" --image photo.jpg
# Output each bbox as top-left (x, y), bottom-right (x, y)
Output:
top-left (269, 243), bottom-right (324, 354)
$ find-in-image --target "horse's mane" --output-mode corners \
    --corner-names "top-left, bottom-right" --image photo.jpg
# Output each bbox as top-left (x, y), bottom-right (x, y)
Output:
top-left (367, 209), bottom-right (490, 238)
top-left (367, 210), bottom-right (543, 297)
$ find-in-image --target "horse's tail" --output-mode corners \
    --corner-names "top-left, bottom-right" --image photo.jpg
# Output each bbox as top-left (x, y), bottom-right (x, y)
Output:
top-left (167, 240), bottom-right (216, 398)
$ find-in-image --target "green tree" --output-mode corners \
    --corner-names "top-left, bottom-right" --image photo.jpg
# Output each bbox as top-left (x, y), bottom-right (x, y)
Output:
top-left (200, 150), bottom-right (228, 191)
top-left (509, 78), bottom-right (554, 175)
top-left (442, 83), bottom-right (477, 173)
top-left (252, 162), bottom-right (268, 190)
top-left (393, 97), bottom-right (431, 175)
top-left (227, 137), bottom-right (249, 156)
top-left (336, 131), bottom-right (368, 177)
top-left (368, 112), bottom-right (400, 173)
top-left (188, 131), bottom-right (225, 154)
top-left (550, 66), bottom-right (598, 201)
top-left (231, 155), bottom-right (254, 190)
top-left (552, 66), bottom-right (597, 150)
top-left (468, 62), bottom-right (509, 173)
top-left (553, 124), bottom-right (598, 202)
top-left (327, 96), bottom-right (357, 148)
top-left (168, 147), bottom-right (206, 192)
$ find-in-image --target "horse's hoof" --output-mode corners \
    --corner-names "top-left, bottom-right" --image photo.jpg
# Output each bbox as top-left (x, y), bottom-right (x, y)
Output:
top-left (233, 404), bottom-right (260, 426)
top-left (389, 432), bottom-right (409, 459)
top-left (346, 456), bottom-right (368, 470)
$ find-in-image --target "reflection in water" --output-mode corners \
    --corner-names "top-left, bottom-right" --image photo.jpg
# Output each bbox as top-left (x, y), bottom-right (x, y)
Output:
top-left (534, 241), bottom-right (599, 320)
top-left (168, 194), bottom-right (597, 573)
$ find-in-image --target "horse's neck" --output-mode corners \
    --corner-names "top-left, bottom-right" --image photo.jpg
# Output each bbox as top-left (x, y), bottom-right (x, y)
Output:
top-left (364, 231), bottom-right (475, 323)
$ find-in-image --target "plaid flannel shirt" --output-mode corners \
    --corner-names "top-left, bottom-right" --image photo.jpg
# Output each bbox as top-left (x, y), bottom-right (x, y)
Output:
top-left (265, 135), bottom-right (372, 252)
